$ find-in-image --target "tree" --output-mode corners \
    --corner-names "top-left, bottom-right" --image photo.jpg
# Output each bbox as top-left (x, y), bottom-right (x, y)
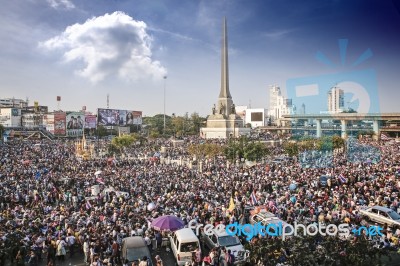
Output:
top-left (190, 112), bottom-right (206, 135)
top-left (111, 134), bottom-right (135, 149)
top-left (95, 125), bottom-right (108, 138)
top-left (332, 135), bottom-right (345, 149)
top-left (0, 124), bottom-right (4, 141)
top-left (243, 141), bottom-right (269, 161)
top-left (283, 141), bottom-right (299, 157)
top-left (224, 136), bottom-right (269, 162)
top-left (246, 234), bottom-right (391, 266)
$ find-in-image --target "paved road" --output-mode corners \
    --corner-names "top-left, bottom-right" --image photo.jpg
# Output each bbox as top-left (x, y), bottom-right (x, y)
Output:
top-left (31, 246), bottom-right (177, 266)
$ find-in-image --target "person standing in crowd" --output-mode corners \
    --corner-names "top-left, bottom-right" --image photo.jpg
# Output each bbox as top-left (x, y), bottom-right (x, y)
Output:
top-left (28, 250), bottom-right (38, 266)
top-left (144, 235), bottom-right (152, 252)
top-left (66, 233), bottom-right (76, 258)
top-left (139, 256), bottom-right (149, 266)
top-left (155, 231), bottom-right (163, 250)
top-left (56, 237), bottom-right (67, 261)
top-left (155, 255), bottom-right (163, 266)
top-left (83, 239), bottom-right (90, 265)
top-left (46, 242), bottom-right (56, 266)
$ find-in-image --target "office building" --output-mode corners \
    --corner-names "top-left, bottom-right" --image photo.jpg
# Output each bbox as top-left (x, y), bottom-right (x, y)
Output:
top-left (328, 87), bottom-right (344, 113)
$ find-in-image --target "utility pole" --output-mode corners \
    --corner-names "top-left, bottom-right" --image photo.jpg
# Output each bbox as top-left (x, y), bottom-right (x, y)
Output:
top-left (163, 76), bottom-right (167, 135)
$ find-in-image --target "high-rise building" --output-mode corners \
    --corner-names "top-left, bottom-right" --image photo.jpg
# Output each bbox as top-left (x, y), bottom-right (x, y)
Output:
top-left (300, 103), bottom-right (306, 114)
top-left (268, 85), bottom-right (294, 122)
top-left (327, 87), bottom-right (344, 113)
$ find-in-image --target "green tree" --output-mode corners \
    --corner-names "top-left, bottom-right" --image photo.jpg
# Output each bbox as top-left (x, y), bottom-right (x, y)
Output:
top-left (332, 135), bottom-right (345, 149)
top-left (95, 125), bottom-right (108, 138)
top-left (190, 112), bottom-right (206, 135)
top-left (246, 234), bottom-right (391, 266)
top-left (0, 124), bottom-right (4, 141)
top-left (243, 141), bottom-right (269, 161)
top-left (283, 141), bottom-right (299, 157)
top-left (111, 134), bottom-right (135, 149)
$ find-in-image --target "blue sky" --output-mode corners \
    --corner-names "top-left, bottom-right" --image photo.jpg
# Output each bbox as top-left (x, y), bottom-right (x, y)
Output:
top-left (0, 0), bottom-right (399, 116)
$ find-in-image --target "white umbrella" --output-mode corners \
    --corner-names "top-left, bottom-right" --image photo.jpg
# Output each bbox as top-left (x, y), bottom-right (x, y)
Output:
top-left (94, 170), bottom-right (102, 176)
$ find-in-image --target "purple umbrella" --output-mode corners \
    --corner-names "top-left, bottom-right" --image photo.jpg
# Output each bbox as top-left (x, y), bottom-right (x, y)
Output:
top-left (151, 215), bottom-right (185, 231)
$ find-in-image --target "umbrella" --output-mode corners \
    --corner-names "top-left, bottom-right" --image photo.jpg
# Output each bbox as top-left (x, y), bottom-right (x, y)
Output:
top-left (151, 215), bottom-right (185, 231)
top-left (94, 170), bottom-right (102, 176)
top-left (289, 183), bottom-right (297, 191)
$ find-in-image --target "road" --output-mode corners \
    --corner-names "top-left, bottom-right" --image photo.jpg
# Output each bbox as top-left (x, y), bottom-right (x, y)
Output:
top-left (40, 247), bottom-right (177, 266)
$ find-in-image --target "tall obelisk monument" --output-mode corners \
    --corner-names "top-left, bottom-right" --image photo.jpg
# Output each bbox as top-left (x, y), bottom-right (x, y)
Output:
top-left (200, 17), bottom-right (250, 139)
top-left (217, 17), bottom-right (233, 116)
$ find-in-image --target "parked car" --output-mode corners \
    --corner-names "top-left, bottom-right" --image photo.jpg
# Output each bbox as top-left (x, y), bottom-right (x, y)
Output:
top-left (249, 207), bottom-right (292, 235)
top-left (359, 206), bottom-right (400, 227)
top-left (169, 228), bottom-right (201, 266)
top-left (201, 228), bottom-right (249, 264)
top-left (121, 236), bottom-right (153, 265)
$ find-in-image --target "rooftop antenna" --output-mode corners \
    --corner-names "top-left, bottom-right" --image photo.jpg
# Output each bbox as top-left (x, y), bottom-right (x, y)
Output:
top-left (107, 94), bottom-right (109, 109)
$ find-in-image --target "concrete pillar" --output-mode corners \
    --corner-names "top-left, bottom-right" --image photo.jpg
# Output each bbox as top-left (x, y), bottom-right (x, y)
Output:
top-left (373, 120), bottom-right (380, 140)
top-left (304, 120), bottom-right (308, 127)
top-left (316, 119), bottom-right (322, 138)
top-left (341, 120), bottom-right (347, 139)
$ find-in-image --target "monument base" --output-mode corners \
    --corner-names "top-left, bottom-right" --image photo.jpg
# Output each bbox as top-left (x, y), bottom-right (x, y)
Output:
top-left (200, 115), bottom-right (250, 139)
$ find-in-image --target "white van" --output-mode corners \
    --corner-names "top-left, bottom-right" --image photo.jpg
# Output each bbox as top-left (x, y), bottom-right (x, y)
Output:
top-left (169, 228), bottom-right (201, 266)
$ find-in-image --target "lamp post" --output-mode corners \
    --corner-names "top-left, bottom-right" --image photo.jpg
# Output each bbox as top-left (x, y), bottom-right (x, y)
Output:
top-left (163, 76), bottom-right (167, 135)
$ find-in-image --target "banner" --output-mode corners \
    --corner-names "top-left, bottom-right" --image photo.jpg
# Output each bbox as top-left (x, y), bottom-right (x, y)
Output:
top-left (126, 111), bottom-right (143, 125)
top-left (54, 112), bottom-right (66, 135)
top-left (97, 108), bottom-right (127, 126)
top-left (66, 112), bottom-right (84, 137)
top-left (85, 115), bottom-right (97, 129)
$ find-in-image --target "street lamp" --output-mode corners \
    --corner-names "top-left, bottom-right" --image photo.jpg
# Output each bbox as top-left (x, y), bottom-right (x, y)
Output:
top-left (163, 75), bottom-right (167, 135)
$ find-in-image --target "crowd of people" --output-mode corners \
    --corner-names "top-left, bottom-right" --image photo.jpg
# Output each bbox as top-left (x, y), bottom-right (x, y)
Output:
top-left (0, 134), bottom-right (399, 266)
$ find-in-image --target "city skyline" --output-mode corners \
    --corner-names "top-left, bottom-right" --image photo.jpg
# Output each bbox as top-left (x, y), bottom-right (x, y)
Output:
top-left (1, 0), bottom-right (399, 117)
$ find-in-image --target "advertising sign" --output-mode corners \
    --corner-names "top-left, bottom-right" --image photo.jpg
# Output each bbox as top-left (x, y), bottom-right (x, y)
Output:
top-left (54, 112), bottom-right (66, 135)
top-left (66, 112), bottom-right (84, 137)
top-left (85, 115), bottom-right (97, 129)
top-left (126, 111), bottom-right (143, 125)
top-left (97, 109), bottom-right (126, 126)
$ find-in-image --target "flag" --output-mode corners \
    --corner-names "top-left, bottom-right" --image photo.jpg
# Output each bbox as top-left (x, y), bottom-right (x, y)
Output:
top-left (381, 133), bottom-right (390, 140)
top-left (250, 191), bottom-right (258, 206)
top-left (96, 178), bottom-right (105, 185)
top-left (86, 201), bottom-right (92, 210)
top-left (228, 197), bottom-right (235, 212)
top-left (338, 174), bottom-right (347, 183)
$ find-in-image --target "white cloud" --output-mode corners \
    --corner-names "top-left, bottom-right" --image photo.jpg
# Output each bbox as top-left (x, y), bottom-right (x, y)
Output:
top-left (263, 29), bottom-right (293, 40)
top-left (40, 11), bottom-right (167, 83)
top-left (47, 0), bottom-right (75, 10)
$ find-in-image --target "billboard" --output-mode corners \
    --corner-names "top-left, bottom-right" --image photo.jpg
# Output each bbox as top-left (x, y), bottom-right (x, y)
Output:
top-left (66, 112), bottom-right (84, 137)
top-left (126, 111), bottom-right (143, 125)
top-left (251, 112), bottom-right (263, 122)
top-left (85, 115), bottom-right (97, 129)
top-left (54, 112), bottom-right (66, 135)
top-left (97, 109), bottom-right (127, 126)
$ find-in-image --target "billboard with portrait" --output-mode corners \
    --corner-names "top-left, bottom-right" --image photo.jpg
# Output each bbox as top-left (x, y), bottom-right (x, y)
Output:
top-left (126, 111), bottom-right (143, 125)
top-left (66, 112), bottom-right (84, 137)
top-left (85, 114), bottom-right (97, 129)
top-left (97, 109), bottom-right (127, 126)
top-left (54, 112), bottom-right (66, 135)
